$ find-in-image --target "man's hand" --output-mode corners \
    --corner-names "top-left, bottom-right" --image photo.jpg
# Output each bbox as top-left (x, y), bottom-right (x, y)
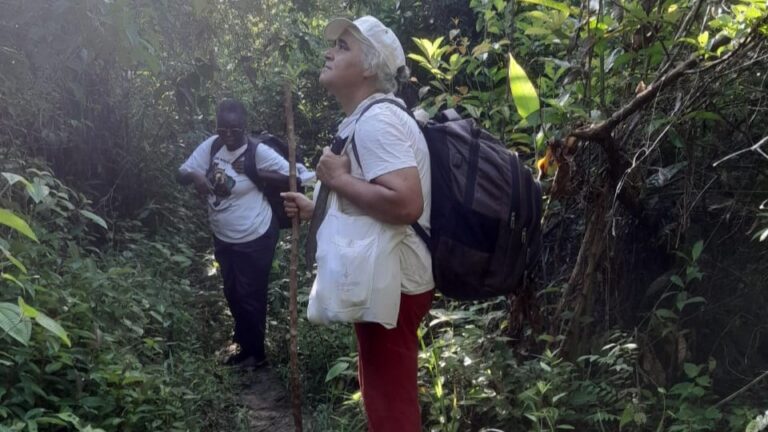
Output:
top-left (281, 192), bottom-right (314, 221)
top-left (191, 172), bottom-right (211, 198)
top-left (316, 146), bottom-right (351, 190)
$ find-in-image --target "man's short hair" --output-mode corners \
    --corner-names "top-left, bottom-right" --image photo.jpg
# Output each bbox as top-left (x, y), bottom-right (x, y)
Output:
top-left (216, 99), bottom-right (247, 126)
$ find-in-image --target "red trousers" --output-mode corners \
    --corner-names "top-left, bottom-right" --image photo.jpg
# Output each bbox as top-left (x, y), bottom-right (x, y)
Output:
top-left (354, 289), bottom-right (434, 432)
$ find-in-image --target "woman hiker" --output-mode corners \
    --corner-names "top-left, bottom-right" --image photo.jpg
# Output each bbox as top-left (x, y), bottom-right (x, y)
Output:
top-left (282, 16), bottom-right (433, 432)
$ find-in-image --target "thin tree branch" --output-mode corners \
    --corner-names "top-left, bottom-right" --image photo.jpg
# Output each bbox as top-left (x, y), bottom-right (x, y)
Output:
top-left (571, 34), bottom-right (735, 140)
top-left (713, 135), bottom-right (768, 166)
top-left (656, 0), bottom-right (706, 76)
top-left (577, 15), bottom-right (768, 141)
top-left (714, 369), bottom-right (768, 408)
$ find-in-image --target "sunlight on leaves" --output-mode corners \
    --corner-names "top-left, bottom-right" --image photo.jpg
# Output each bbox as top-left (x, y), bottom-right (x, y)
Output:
top-left (508, 53), bottom-right (540, 120)
top-left (519, 0), bottom-right (571, 14)
top-left (1, 245), bottom-right (27, 274)
top-left (0, 209), bottom-right (38, 242)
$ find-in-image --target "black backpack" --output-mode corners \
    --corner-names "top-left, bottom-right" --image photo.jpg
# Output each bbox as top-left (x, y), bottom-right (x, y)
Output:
top-left (351, 99), bottom-right (543, 301)
top-left (209, 133), bottom-right (299, 229)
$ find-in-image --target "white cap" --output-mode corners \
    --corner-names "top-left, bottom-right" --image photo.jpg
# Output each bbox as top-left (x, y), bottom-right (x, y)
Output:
top-left (324, 16), bottom-right (406, 73)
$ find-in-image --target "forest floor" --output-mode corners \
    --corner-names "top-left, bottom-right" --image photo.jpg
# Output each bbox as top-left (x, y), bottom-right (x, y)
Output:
top-left (237, 367), bottom-right (297, 432)
top-left (218, 343), bottom-right (298, 431)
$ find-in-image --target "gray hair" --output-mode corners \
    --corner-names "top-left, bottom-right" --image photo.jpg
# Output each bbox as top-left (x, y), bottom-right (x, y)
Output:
top-left (356, 34), bottom-right (410, 94)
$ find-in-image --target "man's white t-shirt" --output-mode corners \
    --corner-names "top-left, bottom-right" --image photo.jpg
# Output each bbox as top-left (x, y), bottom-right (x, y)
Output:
top-left (335, 93), bottom-right (434, 295)
top-left (180, 135), bottom-right (288, 243)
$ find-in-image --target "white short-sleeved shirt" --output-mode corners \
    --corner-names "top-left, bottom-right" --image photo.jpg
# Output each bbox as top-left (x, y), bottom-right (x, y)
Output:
top-left (180, 135), bottom-right (289, 243)
top-left (335, 93), bottom-right (434, 295)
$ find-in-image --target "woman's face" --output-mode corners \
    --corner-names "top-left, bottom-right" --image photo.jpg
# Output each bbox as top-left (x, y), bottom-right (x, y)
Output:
top-left (319, 29), bottom-right (367, 94)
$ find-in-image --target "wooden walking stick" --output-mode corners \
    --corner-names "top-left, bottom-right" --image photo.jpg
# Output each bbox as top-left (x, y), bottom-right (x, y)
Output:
top-left (283, 80), bottom-right (303, 431)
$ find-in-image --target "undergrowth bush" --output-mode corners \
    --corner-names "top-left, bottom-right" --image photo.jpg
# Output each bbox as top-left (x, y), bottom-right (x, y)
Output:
top-left (0, 158), bottom-right (248, 431)
top-left (309, 294), bottom-right (762, 432)
top-left (300, 240), bottom-right (763, 431)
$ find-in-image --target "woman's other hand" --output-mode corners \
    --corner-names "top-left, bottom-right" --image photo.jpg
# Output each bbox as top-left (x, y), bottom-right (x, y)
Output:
top-left (316, 146), bottom-right (351, 190)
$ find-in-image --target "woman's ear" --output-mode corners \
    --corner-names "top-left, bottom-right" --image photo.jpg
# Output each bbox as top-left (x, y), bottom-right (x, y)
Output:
top-left (362, 67), bottom-right (376, 79)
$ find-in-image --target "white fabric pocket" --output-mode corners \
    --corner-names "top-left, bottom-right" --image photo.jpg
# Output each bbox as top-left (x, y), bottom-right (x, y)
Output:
top-left (318, 229), bottom-right (376, 311)
top-left (308, 193), bottom-right (405, 328)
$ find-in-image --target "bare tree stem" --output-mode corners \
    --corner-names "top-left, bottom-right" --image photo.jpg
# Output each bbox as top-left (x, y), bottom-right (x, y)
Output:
top-left (283, 80), bottom-right (303, 432)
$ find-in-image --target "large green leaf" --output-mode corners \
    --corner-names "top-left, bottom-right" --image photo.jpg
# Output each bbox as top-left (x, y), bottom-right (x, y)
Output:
top-left (26, 178), bottom-right (50, 204)
top-left (691, 240), bottom-right (704, 262)
top-left (2, 273), bottom-right (25, 289)
top-left (0, 245), bottom-right (27, 274)
top-left (79, 210), bottom-right (108, 230)
top-left (0, 302), bottom-right (31, 345)
top-left (325, 361), bottom-right (349, 382)
top-left (615, 388), bottom-right (635, 419)
top-left (1, 172), bottom-right (31, 187)
top-left (17, 298), bottom-right (71, 347)
top-left (0, 209), bottom-right (38, 242)
top-left (508, 53), bottom-right (540, 120)
top-left (18, 297), bottom-right (38, 318)
top-left (35, 312), bottom-right (71, 347)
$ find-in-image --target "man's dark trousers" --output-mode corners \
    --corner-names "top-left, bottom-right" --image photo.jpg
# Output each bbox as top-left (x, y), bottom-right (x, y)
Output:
top-left (213, 218), bottom-right (278, 361)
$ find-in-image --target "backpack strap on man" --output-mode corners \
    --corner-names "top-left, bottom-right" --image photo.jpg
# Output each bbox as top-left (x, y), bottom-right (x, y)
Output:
top-left (206, 137), bottom-right (224, 176)
top-left (238, 137), bottom-right (262, 187)
top-left (209, 136), bottom-right (224, 163)
top-left (207, 137), bottom-right (226, 182)
top-left (242, 135), bottom-right (298, 191)
top-left (348, 98), bottom-right (432, 249)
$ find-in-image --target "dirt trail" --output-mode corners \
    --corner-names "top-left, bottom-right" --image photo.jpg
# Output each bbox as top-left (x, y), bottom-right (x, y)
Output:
top-left (237, 367), bottom-right (301, 432)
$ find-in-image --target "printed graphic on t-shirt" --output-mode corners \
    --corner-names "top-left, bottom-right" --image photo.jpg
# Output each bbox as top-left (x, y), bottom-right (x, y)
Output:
top-left (206, 161), bottom-right (236, 208)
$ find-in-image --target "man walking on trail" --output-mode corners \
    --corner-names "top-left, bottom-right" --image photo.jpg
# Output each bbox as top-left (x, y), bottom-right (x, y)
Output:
top-left (282, 16), bottom-right (433, 431)
top-left (178, 99), bottom-right (289, 370)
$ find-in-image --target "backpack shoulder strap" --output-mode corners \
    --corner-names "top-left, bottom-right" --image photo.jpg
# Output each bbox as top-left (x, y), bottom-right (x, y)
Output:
top-left (356, 98), bottom-right (416, 124)
top-left (411, 222), bottom-right (431, 250)
top-left (239, 138), bottom-right (262, 187)
top-left (349, 98), bottom-right (417, 171)
top-left (256, 132), bottom-right (291, 159)
top-left (209, 136), bottom-right (224, 162)
top-left (251, 132), bottom-right (272, 146)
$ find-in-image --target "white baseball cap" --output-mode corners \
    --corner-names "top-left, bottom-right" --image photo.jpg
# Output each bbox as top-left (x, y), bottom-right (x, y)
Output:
top-left (324, 16), bottom-right (406, 73)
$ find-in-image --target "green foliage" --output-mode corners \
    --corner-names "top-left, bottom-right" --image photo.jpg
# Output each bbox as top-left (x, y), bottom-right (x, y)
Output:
top-left (408, 30), bottom-right (528, 144)
top-left (268, 0), bottom-right (768, 429)
top-left (507, 53), bottom-right (541, 120)
top-left (746, 411), bottom-right (768, 432)
top-left (2, 0), bottom-right (767, 430)
top-left (645, 241), bottom-right (706, 338)
top-left (0, 210), bottom-right (37, 243)
top-left (0, 162), bottom-right (247, 431)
